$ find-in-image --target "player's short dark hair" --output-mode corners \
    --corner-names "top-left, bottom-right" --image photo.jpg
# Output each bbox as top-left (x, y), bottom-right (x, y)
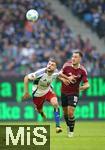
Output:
top-left (49, 58), bottom-right (57, 64)
top-left (73, 50), bottom-right (83, 58)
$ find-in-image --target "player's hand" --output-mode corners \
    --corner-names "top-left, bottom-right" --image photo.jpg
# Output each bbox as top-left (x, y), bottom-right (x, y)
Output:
top-left (61, 78), bottom-right (70, 85)
top-left (68, 75), bottom-right (77, 84)
top-left (22, 92), bottom-right (31, 100)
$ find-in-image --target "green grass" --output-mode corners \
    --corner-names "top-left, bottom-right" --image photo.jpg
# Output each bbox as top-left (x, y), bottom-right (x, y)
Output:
top-left (50, 121), bottom-right (105, 150)
top-left (0, 121), bottom-right (105, 150)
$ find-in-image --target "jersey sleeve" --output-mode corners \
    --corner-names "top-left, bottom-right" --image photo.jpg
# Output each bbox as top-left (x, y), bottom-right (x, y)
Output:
top-left (82, 68), bottom-right (88, 83)
top-left (27, 68), bottom-right (46, 80)
top-left (53, 72), bottom-right (60, 79)
top-left (61, 61), bottom-right (71, 73)
top-left (52, 69), bottom-right (60, 79)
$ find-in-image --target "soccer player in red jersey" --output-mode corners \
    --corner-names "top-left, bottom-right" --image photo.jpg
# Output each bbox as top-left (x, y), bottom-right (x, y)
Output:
top-left (60, 51), bottom-right (90, 137)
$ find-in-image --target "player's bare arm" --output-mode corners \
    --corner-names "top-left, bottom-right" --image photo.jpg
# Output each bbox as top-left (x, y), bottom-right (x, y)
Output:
top-left (79, 82), bottom-right (90, 91)
top-left (58, 71), bottom-right (76, 85)
top-left (58, 72), bottom-right (70, 85)
top-left (58, 76), bottom-right (70, 85)
top-left (23, 74), bottom-right (35, 100)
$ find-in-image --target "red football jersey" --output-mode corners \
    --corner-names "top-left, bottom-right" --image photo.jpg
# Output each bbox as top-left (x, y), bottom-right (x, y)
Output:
top-left (61, 61), bottom-right (88, 95)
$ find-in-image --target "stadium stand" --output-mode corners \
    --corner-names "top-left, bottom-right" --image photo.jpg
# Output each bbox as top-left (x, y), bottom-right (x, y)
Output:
top-left (0, 0), bottom-right (105, 76)
top-left (59, 0), bottom-right (105, 39)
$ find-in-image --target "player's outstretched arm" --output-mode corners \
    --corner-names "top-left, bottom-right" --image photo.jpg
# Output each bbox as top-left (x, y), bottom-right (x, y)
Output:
top-left (57, 72), bottom-right (70, 85)
top-left (58, 72), bottom-right (77, 85)
top-left (58, 77), bottom-right (70, 85)
top-left (79, 82), bottom-right (90, 91)
top-left (58, 71), bottom-right (69, 80)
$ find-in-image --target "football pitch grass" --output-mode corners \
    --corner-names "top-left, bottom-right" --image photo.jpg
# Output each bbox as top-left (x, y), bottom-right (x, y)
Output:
top-left (0, 121), bottom-right (105, 150)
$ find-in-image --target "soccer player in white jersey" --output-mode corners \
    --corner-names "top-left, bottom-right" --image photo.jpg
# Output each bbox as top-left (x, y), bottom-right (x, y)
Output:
top-left (23, 58), bottom-right (70, 133)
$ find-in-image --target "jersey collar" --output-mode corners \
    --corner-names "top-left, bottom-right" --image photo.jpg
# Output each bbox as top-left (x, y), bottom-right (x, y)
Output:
top-left (71, 64), bottom-right (81, 69)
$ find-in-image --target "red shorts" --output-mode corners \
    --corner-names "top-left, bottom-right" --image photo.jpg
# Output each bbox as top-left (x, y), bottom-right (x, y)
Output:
top-left (33, 90), bottom-right (56, 110)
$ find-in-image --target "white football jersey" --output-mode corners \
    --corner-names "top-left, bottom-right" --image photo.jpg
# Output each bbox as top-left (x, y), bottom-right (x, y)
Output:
top-left (27, 68), bottom-right (59, 97)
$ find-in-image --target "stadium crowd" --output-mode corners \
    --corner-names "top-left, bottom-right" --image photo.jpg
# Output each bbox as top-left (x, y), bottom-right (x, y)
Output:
top-left (59, 0), bottom-right (105, 39)
top-left (0, 0), bottom-right (105, 76)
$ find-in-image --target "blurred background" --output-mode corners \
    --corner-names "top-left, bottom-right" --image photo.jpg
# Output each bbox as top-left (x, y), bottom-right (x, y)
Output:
top-left (0, 0), bottom-right (105, 122)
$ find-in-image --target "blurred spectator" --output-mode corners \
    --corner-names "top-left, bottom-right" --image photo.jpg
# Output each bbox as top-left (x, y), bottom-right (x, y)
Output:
top-left (64, 0), bottom-right (105, 38)
top-left (96, 13), bottom-right (105, 38)
top-left (0, 0), bottom-right (105, 76)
